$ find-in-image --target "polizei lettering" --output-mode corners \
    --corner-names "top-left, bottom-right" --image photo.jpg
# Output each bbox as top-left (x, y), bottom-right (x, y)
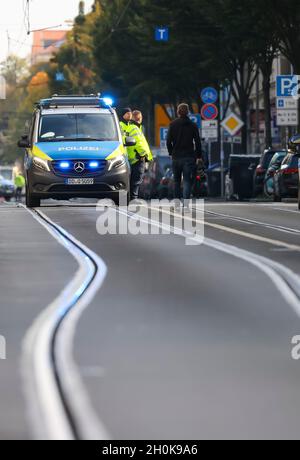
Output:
top-left (58, 146), bottom-right (101, 151)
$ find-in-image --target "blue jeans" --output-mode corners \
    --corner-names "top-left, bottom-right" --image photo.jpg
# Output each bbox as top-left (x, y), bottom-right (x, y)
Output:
top-left (172, 158), bottom-right (196, 200)
top-left (130, 161), bottom-right (146, 200)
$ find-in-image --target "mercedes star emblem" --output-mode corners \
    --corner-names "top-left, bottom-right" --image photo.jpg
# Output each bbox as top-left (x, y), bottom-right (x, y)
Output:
top-left (74, 162), bottom-right (85, 173)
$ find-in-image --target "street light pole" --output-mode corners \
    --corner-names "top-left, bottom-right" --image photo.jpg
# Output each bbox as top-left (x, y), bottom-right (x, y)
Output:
top-left (220, 85), bottom-right (225, 198)
top-left (255, 68), bottom-right (261, 154)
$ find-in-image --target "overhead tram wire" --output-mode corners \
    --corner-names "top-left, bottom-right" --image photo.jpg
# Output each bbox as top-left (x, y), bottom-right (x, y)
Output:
top-left (97, 0), bottom-right (133, 47)
top-left (25, 0), bottom-right (31, 35)
top-left (10, 0), bottom-right (31, 56)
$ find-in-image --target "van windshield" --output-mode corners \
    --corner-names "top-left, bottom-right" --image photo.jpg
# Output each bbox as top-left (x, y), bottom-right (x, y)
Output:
top-left (39, 113), bottom-right (118, 142)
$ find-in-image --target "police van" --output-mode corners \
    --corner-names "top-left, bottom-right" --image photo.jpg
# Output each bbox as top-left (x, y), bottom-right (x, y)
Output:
top-left (18, 95), bottom-right (135, 207)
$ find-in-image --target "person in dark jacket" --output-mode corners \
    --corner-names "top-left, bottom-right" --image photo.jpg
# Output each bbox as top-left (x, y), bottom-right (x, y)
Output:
top-left (167, 103), bottom-right (202, 202)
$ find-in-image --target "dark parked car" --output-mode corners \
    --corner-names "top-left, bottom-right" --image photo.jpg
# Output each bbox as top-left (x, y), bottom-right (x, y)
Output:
top-left (167, 166), bottom-right (208, 199)
top-left (264, 151), bottom-right (287, 197)
top-left (139, 156), bottom-right (172, 199)
top-left (193, 166), bottom-right (208, 198)
top-left (283, 134), bottom-right (300, 210)
top-left (273, 152), bottom-right (299, 202)
top-left (0, 174), bottom-right (15, 201)
top-left (157, 168), bottom-right (173, 199)
top-left (253, 149), bottom-right (280, 196)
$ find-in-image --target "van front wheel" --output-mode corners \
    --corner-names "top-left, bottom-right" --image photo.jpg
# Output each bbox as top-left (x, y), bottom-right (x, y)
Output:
top-left (26, 186), bottom-right (40, 208)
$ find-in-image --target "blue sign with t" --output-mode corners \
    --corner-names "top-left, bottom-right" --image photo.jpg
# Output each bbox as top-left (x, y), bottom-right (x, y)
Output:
top-left (155, 27), bottom-right (169, 42)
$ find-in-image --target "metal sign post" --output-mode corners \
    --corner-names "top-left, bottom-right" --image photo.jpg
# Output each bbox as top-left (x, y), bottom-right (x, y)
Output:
top-left (220, 88), bottom-right (225, 198)
top-left (208, 141), bottom-right (212, 168)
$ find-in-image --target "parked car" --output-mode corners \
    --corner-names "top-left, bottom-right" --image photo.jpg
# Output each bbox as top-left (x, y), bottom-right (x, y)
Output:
top-left (139, 156), bottom-right (172, 199)
top-left (157, 168), bottom-right (173, 199)
top-left (264, 151), bottom-right (287, 197)
top-left (138, 168), bottom-right (152, 200)
top-left (273, 152), bottom-right (299, 202)
top-left (284, 134), bottom-right (300, 210)
top-left (225, 154), bottom-right (260, 201)
top-left (0, 174), bottom-right (15, 201)
top-left (167, 166), bottom-right (208, 199)
top-left (193, 165), bottom-right (208, 198)
top-left (253, 149), bottom-right (280, 197)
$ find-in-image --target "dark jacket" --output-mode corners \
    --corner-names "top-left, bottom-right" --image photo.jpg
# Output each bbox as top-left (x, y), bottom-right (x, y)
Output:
top-left (167, 116), bottom-right (202, 159)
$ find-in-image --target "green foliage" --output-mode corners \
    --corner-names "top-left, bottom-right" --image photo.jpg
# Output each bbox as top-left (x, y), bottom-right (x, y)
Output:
top-left (0, 56), bottom-right (31, 163)
top-left (50, 2), bottom-right (102, 94)
top-left (2, 0), bottom-right (300, 162)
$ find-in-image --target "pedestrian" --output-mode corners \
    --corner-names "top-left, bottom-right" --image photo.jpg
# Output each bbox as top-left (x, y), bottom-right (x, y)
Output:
top-left (14, 172), bottom-right (25, 203)
top-left (127, 110), bottom-right (153, 201)
top-left (167, 103), bottom-right (202, 209)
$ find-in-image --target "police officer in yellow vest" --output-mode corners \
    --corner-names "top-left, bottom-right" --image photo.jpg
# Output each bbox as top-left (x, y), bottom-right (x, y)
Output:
top-left (14, 172), bottom-right (25, 203)
top-left (128, 110), bottom-right (153, 200)
top-left (119, 107), bottom-right (133, 139)
top-left (119, 107), bottom-right (153, 200)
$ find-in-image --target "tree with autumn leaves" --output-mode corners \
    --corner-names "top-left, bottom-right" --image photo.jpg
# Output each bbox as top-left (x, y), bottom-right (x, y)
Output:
top-left (2, 0), bottom-right (300, 161)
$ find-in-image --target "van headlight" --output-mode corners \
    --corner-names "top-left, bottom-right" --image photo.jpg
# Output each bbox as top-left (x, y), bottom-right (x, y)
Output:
top-left (108, 155), bottom-right (126, 171)
top-left (33, 156), bottom-right (50, 172)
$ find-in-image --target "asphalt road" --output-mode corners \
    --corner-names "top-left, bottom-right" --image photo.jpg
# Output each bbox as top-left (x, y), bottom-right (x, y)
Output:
top-left (1, 199), bottom-right (300, 439)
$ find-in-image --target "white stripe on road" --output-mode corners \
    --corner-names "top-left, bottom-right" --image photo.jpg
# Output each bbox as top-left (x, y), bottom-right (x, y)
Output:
top-left (263, 206), bottom-right (300, 215)
top-left (145, 204), bottom-right (300, 251)
top-left (192, 212), bottom-right (300, 251)
top-left (119, 207), bottom-right (300, 317)
top-left (21, 205), bottom-right (110, 440)
top-left (205, 210), bottom-right (300, 236)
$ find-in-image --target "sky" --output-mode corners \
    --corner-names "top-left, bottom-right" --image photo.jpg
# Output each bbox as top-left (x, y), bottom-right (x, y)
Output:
top-left (0, 0), bottom-right (94, 62)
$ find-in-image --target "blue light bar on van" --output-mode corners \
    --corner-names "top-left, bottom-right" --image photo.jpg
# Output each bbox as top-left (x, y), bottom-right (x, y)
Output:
top-left (38, 95), bottom-right (114, 109)
top-left (59, 161), bottom-right (70, 169)
top-left (102, 97), bottom-right (114, 107)
top-left (89, 161), bottom-right (99, 168)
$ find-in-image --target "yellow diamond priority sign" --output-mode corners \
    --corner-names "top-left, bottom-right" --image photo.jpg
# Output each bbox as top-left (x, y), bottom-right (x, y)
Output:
top-left (221, 113), bottom-right (244, 136)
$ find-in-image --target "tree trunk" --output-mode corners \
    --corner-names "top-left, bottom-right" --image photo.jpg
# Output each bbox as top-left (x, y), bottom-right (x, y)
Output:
top-left (262, 74), bottom-right (272, 149)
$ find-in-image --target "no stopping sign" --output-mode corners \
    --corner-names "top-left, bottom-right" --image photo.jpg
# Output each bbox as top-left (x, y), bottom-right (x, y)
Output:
top-left (201, 103), bottom-right (219, 121)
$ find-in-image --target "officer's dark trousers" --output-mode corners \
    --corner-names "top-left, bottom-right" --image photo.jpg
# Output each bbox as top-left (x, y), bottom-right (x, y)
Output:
top-left (172, 157), bottom-right (196, 200)
top-left (15, 187), bottom-right (22, 203)
top-left (130, 161), bottom-right (145, 200)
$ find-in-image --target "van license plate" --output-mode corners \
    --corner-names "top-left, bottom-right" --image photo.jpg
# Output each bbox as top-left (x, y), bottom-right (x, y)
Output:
top-left (67, 178), bottom-right (94, 185)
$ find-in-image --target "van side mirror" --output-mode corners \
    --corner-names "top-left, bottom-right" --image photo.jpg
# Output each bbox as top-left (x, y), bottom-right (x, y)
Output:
top-left (124, 136), bottom-right (136, 147)
top-left (18, 135), bottom-right (30, 148)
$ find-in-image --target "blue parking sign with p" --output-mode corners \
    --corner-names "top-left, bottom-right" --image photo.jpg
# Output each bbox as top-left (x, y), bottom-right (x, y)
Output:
top-left (276, 75), bottom-right (299, 97)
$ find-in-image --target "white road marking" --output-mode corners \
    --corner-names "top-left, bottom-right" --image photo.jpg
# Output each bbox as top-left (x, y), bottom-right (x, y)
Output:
top-left (21, 205), bottom-right (110, 440)
top-left (263, 206), bottom-right (300, 215)
top-left (146, 205), bottom-right (300, 251)
top-left (118, 207), bottom-right (300, 317)
top-left (205, 210), bottom-right (300, 236)
top-left (204, 220), bottom-right (300, 251)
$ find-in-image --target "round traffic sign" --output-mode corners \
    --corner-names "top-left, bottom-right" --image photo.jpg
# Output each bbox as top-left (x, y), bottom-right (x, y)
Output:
top-left (201, 87), bottom-right (218, 104)
top-left (201, 103), bottom-right (219, 121)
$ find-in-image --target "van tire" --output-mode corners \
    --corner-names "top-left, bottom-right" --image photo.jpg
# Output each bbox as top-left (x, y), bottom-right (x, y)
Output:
top-left (26, 186), bottom-right (40, 208)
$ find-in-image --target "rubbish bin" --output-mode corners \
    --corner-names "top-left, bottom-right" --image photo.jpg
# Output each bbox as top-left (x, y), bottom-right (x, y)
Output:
top-left (207, 166), bottom-right (221, 197)
top-left (229, 154), bottom-right (261, 200)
